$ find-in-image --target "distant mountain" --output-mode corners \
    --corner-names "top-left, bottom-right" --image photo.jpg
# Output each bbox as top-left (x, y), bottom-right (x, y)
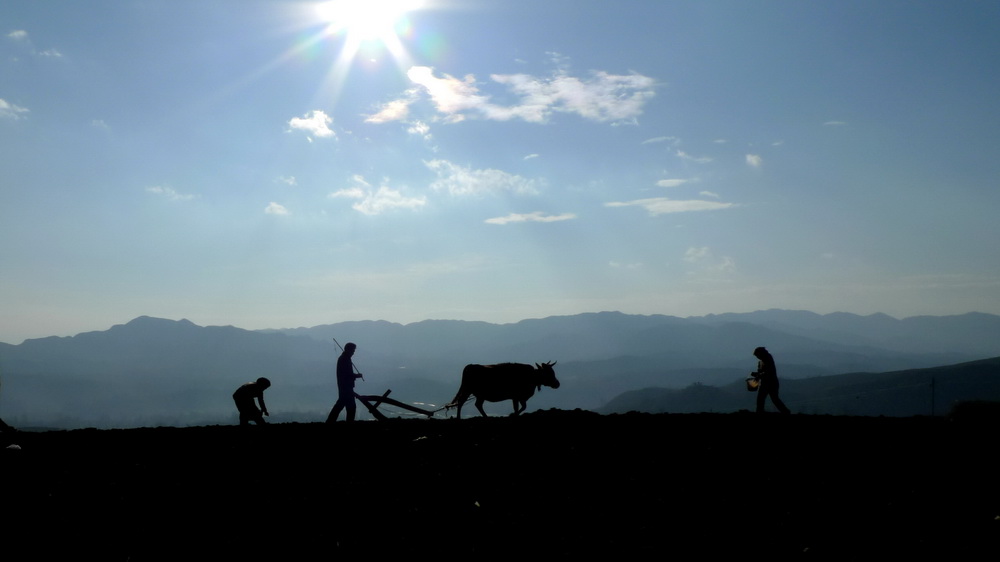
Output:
top-left (2, 310), bottom-right (999, 428)
top-left (600, 356), bottom-right (1000, 417)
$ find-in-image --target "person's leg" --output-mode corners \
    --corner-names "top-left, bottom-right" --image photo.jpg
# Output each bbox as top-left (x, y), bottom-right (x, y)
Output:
top-left (326, 402), bottom-right (344, 423)
top-left (771, 392), bottom-right (791, 414)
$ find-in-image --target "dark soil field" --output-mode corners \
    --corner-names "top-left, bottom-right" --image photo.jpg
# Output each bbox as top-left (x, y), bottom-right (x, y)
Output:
top-left (3, 410), bottom-right (999, 560)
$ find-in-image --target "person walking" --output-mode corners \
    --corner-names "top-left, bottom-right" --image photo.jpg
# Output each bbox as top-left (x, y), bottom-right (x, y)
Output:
top-left (326, 342), bottom-right (362, 423)
top-left (751, 346), bottom-right (791, 414)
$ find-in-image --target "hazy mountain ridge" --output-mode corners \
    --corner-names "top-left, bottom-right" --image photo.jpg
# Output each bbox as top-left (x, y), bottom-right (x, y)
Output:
top-left (1, 310), bottom-right (999, 428)
top-left (602, 356), bottom-right (1000, 417)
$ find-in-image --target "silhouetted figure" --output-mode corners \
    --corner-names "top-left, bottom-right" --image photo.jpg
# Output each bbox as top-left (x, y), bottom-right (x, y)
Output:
top-left (446, 361), bottom-right (559, 419)
top-left (751, 347), bottom-right (791, 414)
top-left (327, 342), bottom-right (362, 423)
top-left (233, 377), bottom-right (271, 426)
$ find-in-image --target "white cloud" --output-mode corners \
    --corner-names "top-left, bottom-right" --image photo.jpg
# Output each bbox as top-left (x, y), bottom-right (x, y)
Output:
top-left (330, 175), bottom-right (425, 216)
top-left (824, 120), bottom-right (847, 126)
top-left (523, 153), bottom-right (539, 160)
top-left (746, 154), bottom-right (762, 167)
top-left (6, 30), bottom-right (62, 58)
top-left (0, 98), bottom-right (29, 120)
top-left (485, 212), bottom-right (576, 225)
top-left (609, 261), bottom-right (643, 269)
top-left (642, 136), bottom-right (679, 145)
top-left (145, 185), bottom-right (195, 201)
top-left (373, 64), bottom-right (656, 125)
top-left (365, 98), bottom-right (412, 123)
top-left (684, 246), bottom-right (736, 273)
top-left (676, 150), bottom-right (712, 164)
top-left (407, 120), bottom-right (431, 140)
top-left (656, 178), bottom-right (689, 188)
top-left (605, 197), bottom-right (734, 216)
top-left (699, 190), bottom-right (720, 199)
top-left (277, 176), bottom-right (297, 186)
top-left (288, 110), bottom-right (335, 139)
top-left (684, 246), bottom-right (711, 262)
top-left (265, 202), bottom-right (290, 215)
top-left (491, 69), bottom-right (656, 123)
top-left (406, 66), bottom-right (488, 123)
top-left (425, 159), bottom-right (540, 196)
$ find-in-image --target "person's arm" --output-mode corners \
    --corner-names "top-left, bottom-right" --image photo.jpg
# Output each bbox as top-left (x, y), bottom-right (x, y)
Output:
top-left (257, 393), bottom-right (269, 416)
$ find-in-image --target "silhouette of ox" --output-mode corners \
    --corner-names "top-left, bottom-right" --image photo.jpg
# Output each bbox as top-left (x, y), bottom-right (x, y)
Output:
top-left (446, 361), bottom-right (559, 419)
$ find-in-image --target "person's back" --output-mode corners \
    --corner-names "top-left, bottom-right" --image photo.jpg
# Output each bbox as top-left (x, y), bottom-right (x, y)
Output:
top-left (234, 377), bottom-right (270, 425)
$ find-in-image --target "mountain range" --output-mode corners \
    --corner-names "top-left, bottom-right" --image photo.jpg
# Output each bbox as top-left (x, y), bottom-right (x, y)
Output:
top-left (2, 309), bottom-right (1000, 428)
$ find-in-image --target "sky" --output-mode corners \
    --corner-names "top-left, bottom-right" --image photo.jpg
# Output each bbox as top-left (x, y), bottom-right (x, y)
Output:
top-left (2, 0), bottom-right (1000, 344)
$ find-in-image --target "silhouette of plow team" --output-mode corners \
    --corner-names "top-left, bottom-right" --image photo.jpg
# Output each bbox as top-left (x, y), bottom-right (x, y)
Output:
top-left (0, 335), bottom-right (795, 432)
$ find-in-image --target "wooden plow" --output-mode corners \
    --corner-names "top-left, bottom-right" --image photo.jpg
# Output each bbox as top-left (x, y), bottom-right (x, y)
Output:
top-left (354, 390), bottom-right (440, 421)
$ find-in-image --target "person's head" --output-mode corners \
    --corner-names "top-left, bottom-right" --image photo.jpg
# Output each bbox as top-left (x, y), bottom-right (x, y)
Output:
top-left (256, 377), bottom-right (271, 389)
top-left (344, 342), bottom-right (356, 355)
top-left (753, 346), bottom-right (768, 359)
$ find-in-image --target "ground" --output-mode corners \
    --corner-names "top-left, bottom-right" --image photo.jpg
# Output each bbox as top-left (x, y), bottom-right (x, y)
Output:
top-left (3, 410), bottom-right (999, 559)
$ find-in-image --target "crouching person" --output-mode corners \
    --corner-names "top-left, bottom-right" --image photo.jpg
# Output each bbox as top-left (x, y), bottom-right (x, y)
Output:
top-left (233, 377), bottom-right (271, 426)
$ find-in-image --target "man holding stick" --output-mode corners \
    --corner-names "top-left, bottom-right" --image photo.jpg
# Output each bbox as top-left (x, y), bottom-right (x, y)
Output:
top-left (326, 341), bottom-right (362, 423)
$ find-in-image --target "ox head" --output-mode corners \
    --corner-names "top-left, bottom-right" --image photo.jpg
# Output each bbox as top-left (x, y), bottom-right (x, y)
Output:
top-left (534, 361), bottom-right (560, 391)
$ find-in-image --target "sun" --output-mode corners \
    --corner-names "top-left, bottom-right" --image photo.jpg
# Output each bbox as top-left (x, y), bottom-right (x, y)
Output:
top-left (316, 0), bottom-right (420, 45)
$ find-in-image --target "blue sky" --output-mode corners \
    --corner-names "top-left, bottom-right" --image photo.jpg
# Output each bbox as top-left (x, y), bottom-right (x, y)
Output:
top-left (2, 0), bottom-right (999, 344)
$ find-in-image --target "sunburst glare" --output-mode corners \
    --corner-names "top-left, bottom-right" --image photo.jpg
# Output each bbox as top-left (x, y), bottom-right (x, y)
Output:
top-left (317, 0), bottom-right (420, 67)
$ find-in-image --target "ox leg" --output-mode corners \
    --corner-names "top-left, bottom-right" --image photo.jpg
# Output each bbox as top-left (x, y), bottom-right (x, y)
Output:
top-left (511, 400), bottom-right (526, 416)
top-left (475, 398), bottom-right (488, 417)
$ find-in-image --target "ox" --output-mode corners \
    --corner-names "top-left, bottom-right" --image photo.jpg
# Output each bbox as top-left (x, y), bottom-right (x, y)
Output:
top-left (446, 361), bottom-right (559, 419)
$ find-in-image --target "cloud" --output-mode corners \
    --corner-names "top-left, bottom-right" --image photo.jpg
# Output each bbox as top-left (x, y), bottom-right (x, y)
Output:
top-left (676, 150), bottom-right (712, 164)
top-left (656, 179), bottom-right (689, 188)
top-left (0, 99), bottom-right (29, 120)
top-left (373, 64), bottom-right (656, 125)
top-left (365, 98), bottom-right (412, 123)
top-left (145, 185), bottom-right (195, 201)
top-left (699, 190), bottom-right (720, 199)
top-left (523, 153), bottom-right (539, 160)
top-left (288, 110), bottom-right (335, 139)
top-left (642, 136), bottom-right (679, 145)
top-left (684, 246), bottom-right (736, 273)
top-left (491, 69), bottom-right (656, 123)
top-left (276, 176), bottom-right (297, 186)
top-left (425, 159), bottom-right (540, 196)
top-left (407, 120), bottom-right (432, 140)
top-left (684, 246), bottom-right (711, 262)
top-left (265, 202), bottom-right (290, 215)
top-left (746, 154), bottom-right (762, 168)
top-left (330, 175), bottom-right (426, 216)
top-left (485, 212), bottom-right (576, 225)
top-left (605, 197), bottom-right (734, 216)
top-left (609, 261), bottom-right (643, 269)
top-left (824, 121), bottom-right (847, 126)
top-left (6, 30), bottom-right (62, 58)
top-left (406, 66), bottom-right (488, 123)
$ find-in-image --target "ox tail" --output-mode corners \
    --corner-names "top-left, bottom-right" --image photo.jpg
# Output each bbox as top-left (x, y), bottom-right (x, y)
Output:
top-left (444, 384), bottom-right (467, 411)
